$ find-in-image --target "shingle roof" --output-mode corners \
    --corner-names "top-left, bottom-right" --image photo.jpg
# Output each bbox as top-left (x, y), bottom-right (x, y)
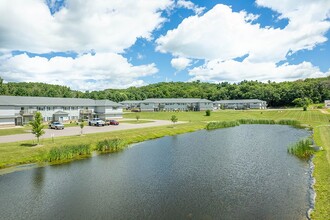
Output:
top-left (214, 99), bottom-right (266, 104)
top-left (0, 96), bottom-right (121, 107)
top-left (141, 98), bottom-right (212, 103)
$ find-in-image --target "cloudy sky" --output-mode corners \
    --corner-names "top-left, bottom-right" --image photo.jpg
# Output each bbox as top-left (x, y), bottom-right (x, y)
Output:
top-left (0, 0), bottom-right (329, 91)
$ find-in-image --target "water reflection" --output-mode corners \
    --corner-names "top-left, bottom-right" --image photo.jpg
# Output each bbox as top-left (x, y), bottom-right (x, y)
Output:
top-left (32, 167), bottom-right (45, 189)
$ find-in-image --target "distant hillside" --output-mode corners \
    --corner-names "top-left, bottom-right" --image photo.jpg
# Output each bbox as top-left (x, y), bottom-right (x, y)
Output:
top-left (0, 76), bottom-right (329, 107)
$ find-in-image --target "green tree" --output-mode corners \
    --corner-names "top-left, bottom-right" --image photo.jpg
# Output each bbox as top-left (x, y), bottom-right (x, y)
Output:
top-left (171, 115), bottom-right (178, 124)
top-left (80, 121), bottom-right (85, 135)
top-left (29, 112), bottom-right (45, 144)
top-left (205, 109), bottom-right (211, 116)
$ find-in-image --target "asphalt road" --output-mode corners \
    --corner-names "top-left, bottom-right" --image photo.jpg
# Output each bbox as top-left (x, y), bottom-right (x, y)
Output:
top-left (0, 120), bottom-right (181, 143)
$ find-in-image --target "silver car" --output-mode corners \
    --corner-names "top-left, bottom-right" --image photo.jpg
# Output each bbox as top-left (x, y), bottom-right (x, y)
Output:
top-left (49, 121), bottom-right (65, 130)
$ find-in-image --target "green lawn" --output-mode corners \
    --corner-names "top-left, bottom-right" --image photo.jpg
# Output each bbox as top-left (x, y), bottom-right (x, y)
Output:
top-left (0, 109), bottom-right (329, 219)
top-left (124, 109), bottom-right (330, 126)
top-left (119, 120), bottom-right (154, 124)
top-left (0, 126), bottom-right (30, 136)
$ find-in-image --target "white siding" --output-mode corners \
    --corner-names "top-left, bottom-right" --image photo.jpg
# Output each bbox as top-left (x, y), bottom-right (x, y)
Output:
top-left (0, 118), bottom-right (15, 126)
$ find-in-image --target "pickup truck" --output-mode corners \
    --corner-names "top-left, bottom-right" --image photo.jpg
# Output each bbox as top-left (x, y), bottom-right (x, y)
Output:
top-left (49, 121), bottom-right (65, 130)
top-left (88, 118), bottom-right (105, 126)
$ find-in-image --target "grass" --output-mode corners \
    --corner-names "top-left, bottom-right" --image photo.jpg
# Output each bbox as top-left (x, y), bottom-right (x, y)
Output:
top-left (287, 139), bottom-right (314, 159)
top-left (0, 126), bottom-right (30, 136)
top-left (206, 121), bottom-right (239, 130)
top-left (119, 120), bottom-right (154, 124)
top-left (48, 144), bottom-right (91, 162)
top-left (96, 138), bottom-right (126, 153)
top-left (311, 126), bottom-right (330, 220)
top-left (0, 109), bottom-right (329, 219)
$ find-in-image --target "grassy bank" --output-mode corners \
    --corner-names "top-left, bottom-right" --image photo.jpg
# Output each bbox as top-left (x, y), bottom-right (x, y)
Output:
top-left (0, 122), bottom-right (205, 169)
top-left (311, 126), bottom-right (330, 220)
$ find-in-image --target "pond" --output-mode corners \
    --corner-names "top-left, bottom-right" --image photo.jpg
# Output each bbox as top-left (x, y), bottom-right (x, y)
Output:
top-left (0, 125), bottom-right (311, 219)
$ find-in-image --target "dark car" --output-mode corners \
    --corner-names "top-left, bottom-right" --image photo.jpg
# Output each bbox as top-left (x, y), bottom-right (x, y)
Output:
top-left (106, 120), bottom-right (119, 125)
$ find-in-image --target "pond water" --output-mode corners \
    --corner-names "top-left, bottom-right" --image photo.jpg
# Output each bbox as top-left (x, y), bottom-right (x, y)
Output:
top-left (0, 125), bottom-right (311, 220)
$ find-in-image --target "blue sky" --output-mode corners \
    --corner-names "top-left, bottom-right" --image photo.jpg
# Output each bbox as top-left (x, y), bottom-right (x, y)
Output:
top-left (0, 0), bottom-right (329, 91)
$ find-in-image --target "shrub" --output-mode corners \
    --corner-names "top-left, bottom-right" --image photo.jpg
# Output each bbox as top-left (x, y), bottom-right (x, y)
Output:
top-left (303, 105), bottom-right (307, 111)
top-left (205, 109), bottom-right (211, 116)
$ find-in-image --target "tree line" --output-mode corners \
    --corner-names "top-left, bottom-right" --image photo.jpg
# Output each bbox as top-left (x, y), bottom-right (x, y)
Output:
top-left (0, 76), bottom-right (329, 107)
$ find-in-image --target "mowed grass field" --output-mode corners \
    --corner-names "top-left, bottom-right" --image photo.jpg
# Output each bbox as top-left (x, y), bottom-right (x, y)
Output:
top-left (125, 109), bottom-right (330, 126)
top-left (0, 109), bottom-right (329, 219)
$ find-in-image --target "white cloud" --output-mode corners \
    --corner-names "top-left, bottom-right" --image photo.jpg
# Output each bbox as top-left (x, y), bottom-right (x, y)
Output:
top-left (0, 53), bottom-right (158, 90)
top-left (0, 0), bottom-right (173, 53)
top-left (177, 0), bottom-right (205, 15)
top-left (157, 3), bottom-right (330, 62)
top-left (171, 57), bottom-right (192, 71)
top-left (157, 1), bottom-right (330, 82)
top-left (189, 60), bottom-right (328, 83)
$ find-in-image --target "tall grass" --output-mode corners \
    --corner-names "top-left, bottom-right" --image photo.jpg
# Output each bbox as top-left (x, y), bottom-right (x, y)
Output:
top-left (207, 119), bottom-right (302, 130)
top-left (96, 138), bottom-right (126, 153)
top-left (288, 139), bottom-right (314, 159)
top-left (206, 121), bottom-right (240, 130)
top-left (48, 144), bottom-right (91, 162)
top-left (277, 119), bottom-right (303, 128)
top-left (238, 119), bottom-right (276, 124)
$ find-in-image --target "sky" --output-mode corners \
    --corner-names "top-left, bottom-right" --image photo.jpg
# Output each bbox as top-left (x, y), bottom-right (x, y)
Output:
top-left (0, 0), bottom-right (330, 91)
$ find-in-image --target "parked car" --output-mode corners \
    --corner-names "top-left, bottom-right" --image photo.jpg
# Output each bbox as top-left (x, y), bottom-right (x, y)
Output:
top-left (49, 121), bottom-right (64, 130)
top-left (89, 118), bottom-right (105, 126)
top-left (105, 119), bottom-right (119, 125)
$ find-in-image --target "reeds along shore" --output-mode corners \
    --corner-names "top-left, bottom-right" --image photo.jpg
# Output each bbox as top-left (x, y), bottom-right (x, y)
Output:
top-left (206, 119), bottom-right (303, 130)
top-left (288, 139), bottom-right (315, 159)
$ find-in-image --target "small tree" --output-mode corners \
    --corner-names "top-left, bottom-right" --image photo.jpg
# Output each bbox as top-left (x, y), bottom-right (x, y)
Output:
top-left (80, 121), bottom-right (85, 135)
top-left (136, 114), bottom-right (140, 121)
top-left (171, 115), bottom-right (178, 124)
top-left (29, 112), bottom-right (45, 145)
top-left (205, 109), bottom-right (211, 116)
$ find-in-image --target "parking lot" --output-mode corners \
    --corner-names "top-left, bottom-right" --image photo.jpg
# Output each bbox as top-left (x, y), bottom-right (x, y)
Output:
top-left (0, 120), bottom-right (183, 143)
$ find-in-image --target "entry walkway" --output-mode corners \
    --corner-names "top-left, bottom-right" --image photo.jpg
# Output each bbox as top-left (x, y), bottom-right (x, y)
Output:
top-left (0, 120), bottom-right (182, 143)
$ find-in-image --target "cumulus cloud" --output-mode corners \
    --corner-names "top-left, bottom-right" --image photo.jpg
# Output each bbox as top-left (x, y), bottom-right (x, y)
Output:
top-left (189, 60), bottom-right (328, 83)
top-left (171, 57), bottom-right (192, 71)
top-left (0, 53), bottom-right (158, 90)
top-left (156, 1), bottom-right (330, 82)
top-left (0, 0), bottom-right (173, 53)
top-left (176, 0), bottom-right (205, 15)
top-left (157, 4), bottom-right (330, 62)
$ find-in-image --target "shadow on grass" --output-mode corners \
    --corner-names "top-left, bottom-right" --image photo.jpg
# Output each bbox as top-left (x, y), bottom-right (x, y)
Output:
top-left (20, 143), bottom-right (38, 147)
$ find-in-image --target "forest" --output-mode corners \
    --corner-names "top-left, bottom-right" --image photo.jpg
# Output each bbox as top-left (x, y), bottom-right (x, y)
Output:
top-left (0, 76), bottom-right (329, 107)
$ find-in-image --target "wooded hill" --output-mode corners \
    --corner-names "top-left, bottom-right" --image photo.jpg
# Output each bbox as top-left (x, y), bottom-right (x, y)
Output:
top-left (0, 76), bottom-right (329, 107)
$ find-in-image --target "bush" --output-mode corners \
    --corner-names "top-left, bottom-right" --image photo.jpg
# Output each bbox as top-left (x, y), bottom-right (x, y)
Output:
top-left (303, 105), bottom-right (307, 111)
top-left (205, 109), bottom-right (211, 116)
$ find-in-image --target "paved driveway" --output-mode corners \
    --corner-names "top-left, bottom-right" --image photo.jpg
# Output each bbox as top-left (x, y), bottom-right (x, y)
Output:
top-left (0, 120), bottom-right (182, 143)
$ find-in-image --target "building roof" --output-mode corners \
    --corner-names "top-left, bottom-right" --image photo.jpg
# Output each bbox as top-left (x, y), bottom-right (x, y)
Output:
top-left (0, 95), bottom-right (121, 107)
top-left (120, 100), bottom-right (142, 104)
top-left (214, 99), bottom-right (266, 104)
top-left (141, 98), bottom-right (212, 103)
top-left (53, 111), bottom-right (69, 115)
